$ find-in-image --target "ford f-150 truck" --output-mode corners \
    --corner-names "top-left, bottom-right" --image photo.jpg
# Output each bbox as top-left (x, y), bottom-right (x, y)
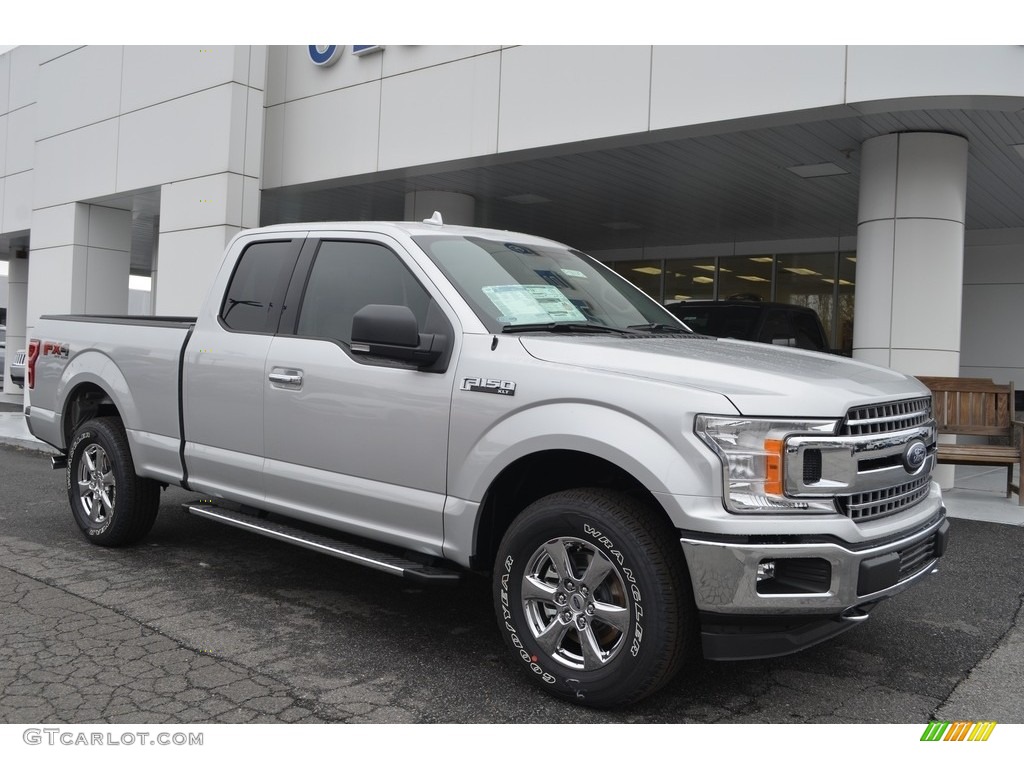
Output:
top-left (25, 217), bottom-right (948, 707)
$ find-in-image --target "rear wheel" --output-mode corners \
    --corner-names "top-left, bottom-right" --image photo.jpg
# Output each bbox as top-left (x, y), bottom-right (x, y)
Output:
top-left (494, 488), bottom-right (696, 707)
top-left (67, 417), bottom-right (160, 546)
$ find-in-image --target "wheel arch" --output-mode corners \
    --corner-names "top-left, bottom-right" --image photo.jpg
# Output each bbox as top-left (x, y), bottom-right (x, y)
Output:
top-left (469, 449), bottom-right (675, 572)
top-left (62, 381), bottom-right (124, 448)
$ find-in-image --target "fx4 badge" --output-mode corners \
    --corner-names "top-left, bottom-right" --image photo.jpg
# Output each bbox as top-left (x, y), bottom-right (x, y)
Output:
top-left (42, 341), bottom-right (70, 359)
top-left (461, 377), bottom-right (516, 396)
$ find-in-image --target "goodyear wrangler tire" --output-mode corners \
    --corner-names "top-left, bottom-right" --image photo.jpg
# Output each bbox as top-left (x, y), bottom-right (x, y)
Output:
top-left (494, 488), bottom-right (696, 707)
top-left (67, 417), bottom-right (160, 547)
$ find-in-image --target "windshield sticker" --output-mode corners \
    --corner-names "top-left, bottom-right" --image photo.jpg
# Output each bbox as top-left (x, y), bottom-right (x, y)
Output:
top-left (482, 285), bottom-right (587, 324)
top-left (561, 269), bottom-right (587, 279)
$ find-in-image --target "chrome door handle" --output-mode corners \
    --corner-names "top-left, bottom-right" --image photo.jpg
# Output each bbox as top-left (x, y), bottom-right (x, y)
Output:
top-left (268, 370), bottom-right (303, 386)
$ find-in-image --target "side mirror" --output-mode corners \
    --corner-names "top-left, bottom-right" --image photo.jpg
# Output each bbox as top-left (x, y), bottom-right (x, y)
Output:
top-left (351, 304), bottom-right (447, 368)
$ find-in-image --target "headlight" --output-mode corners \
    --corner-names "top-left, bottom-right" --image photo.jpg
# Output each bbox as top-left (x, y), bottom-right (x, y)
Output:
top-left (695, 414), bottom-right (838, 513)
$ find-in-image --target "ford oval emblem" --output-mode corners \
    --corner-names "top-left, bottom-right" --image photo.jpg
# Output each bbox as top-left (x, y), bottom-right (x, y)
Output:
top-left (903, 441), bottom-right (928, 473)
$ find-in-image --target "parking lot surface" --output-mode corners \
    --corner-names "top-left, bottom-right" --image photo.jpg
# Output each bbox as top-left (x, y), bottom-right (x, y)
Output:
top-left (1, 442), bottom-right (1023, 724)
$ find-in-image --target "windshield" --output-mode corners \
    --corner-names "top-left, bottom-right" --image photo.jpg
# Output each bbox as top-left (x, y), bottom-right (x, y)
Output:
top-left (413, 235), bottom-right (690, 334)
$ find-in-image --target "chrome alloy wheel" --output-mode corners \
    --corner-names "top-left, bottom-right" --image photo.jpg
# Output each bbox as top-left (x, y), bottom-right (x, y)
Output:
top-left (77, 443), bottom-right (116, 525)
top-left (521, 536), bottom-right (631, 671)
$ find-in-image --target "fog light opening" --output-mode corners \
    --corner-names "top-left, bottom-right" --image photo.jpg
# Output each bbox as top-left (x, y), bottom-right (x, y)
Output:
top-left (757, 560), bottom-right (776, 582)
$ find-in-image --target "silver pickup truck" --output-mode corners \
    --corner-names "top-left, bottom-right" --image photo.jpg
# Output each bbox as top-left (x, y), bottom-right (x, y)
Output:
top-left (25, 218), bottom-right (948, 707)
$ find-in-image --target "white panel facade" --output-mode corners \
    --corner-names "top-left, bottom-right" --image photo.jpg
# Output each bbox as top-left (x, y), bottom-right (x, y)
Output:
top-left (650, 46), bottom-right (847, 130)
top-left (0, 54), bottom-right (9, 115)
top-left (116, 84), bottom-right (240, 191)
top-left (890, 218), bottom-right (964, 351)
top-left (497, 46), bottom-right (651, 152)
top-left (29, 202), bottom-right (86, 249)
top-left (379, 53), bottom-right (500, 170)
top-left (37, 46), bottom-right (122, 138)
top-left (33, 119), bottom-right (119, 208)
top-left (381, 46), bottom-right (502, 77)
top-left (160, 174), bottom-right (248, 232)
top-left (278, 82), bottom-right (381, 186)
top-left (4, 105), bottom-right (35, 175)
top-left (847, 46), bottom-right (1024, 105)
top-left (154, 226), bottom-right (238, 316)
top-left (265, 46), bottom-right (288, 107)
top-left (120, 46), bottom-right (242, 114)
top-left (850, 219), bottom-right (895, 353)
top-left (3, 171), bottom-right (32, 232)
top-left (36, 46), bottom-right (82, 64)
top-left (895, 133), bottom-right (970, 221)
top-left (857, 133), bottom-right (898, 223)
top-left (8, 46), bottom-right (38, 112)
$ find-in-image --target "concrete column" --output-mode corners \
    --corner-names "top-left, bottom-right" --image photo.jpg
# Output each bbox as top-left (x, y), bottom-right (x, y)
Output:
top-left (853, 132), bottom-right (968, 490)
top-left (404, 191), bottom-right (475, 225)
top-left (853, 132), bottom-right (968, 374)
top-left (3, 250), bottom-right (28, 397)
top-left (26, 203), bottom-right (131, 329)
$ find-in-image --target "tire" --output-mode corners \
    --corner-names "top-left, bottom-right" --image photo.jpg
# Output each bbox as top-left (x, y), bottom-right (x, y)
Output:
top-left (66, 416), bottom-right (161, 547)
top-left (493, 488), bottom-right (696, 707)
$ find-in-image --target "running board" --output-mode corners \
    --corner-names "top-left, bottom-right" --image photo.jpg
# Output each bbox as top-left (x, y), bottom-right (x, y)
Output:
top-left (184, 503), bottom-right (461, 584)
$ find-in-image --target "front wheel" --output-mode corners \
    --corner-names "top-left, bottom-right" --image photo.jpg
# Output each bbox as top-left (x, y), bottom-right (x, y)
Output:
top-left (67, 416), bottom-right (160, 546)
top-left (494, 488), bottom-right (696, 707)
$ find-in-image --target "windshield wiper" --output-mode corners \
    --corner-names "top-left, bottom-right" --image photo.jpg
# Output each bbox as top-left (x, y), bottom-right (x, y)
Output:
top-left (627, 322), bottom-right (692, 334)
top-left (502, 322), bottom-right (637, 335)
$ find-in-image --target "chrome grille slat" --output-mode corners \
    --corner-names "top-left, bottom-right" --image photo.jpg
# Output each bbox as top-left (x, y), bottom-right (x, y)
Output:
top-left (834, 395), bottom-right (935, 522)
top-left (841, 397), bottom-right (932, 436)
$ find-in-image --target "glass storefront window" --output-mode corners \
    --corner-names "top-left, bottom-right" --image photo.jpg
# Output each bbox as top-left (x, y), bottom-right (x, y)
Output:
top-left (836, 252), bottom-right (856, 356)
top-left (609, 261), bottom-right (663, 301)
top-left (774, 252), bottom-right (838, 346)
top-left (664, 259), bottom-right (715, 302)
top-left (718, 256), bottom-right (773, 301)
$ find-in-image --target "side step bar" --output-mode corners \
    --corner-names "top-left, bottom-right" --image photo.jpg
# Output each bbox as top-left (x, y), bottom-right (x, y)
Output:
top-left (184, 503), bottom-right (461, 585)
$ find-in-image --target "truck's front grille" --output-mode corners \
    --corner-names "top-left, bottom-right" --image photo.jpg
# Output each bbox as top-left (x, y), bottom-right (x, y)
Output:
top-left (838, 474), bottom-right (931, 521)
top-left (841, 397), bottom-right (932, 436)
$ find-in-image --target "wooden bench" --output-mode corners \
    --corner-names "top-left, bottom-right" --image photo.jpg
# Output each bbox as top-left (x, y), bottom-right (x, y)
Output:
top-left (916, 377), bottom-right (1022, 505)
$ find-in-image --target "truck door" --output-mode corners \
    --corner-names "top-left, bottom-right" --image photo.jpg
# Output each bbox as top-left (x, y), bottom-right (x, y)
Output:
top-left (262, 235), bottom-right (458, 553)
top-left (183, 237), bottom-right (303, 504)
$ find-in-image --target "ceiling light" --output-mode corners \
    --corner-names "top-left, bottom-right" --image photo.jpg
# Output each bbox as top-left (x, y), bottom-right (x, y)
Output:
top-left (632, 266), bottom-right (662, 275)
top-left (821, 278), bottom-right (854, 286)
top-left (846, 256), bottom-right (857, 262)
top-left (786, 162), bottom-right (848, 179)
top-left (694, 265), bottom-right (717, 272)
top-left (693, 276), bottom-right (714, 284)
top-left (782, 267), bottom-right (821, 276)
top-left (737, 275), bottom-right (770, 282)
top-left (672, 295), bottom-right (690, 300)
top-left (749, 257), bottom-right (774, 263)
top-left (602, 221), bottom-right (641, 230)
top-left (503, 193), bottom-right (552, 204)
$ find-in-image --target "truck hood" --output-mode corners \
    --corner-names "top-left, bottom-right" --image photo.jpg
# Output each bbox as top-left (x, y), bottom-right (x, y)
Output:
top-left (518, 335), bottom-right (927, 417)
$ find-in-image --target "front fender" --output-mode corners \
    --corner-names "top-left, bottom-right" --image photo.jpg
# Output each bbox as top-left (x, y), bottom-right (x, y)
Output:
top-left (449, 401), bottom-right (718, 503)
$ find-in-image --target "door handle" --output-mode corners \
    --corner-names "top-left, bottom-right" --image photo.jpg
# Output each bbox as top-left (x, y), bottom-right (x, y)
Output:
top-left (268, 370), bottom-right (303, 387)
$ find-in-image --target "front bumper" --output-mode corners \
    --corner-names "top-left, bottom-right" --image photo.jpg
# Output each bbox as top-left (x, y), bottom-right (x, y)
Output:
top-left (681, 508), bottom-right (949, 660)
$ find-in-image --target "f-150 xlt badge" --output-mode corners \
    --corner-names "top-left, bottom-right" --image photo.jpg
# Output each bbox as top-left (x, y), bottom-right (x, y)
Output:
top-left (461, 377), bottom-right (516, 396)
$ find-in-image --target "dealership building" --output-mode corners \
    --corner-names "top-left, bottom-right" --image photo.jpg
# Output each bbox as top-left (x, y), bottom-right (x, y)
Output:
top-left (1, 44), bottom-right (1023, 406)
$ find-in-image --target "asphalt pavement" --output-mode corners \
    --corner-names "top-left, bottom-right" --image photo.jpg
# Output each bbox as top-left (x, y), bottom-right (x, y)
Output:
top-left (0, 402), bottom-right (1023, 724)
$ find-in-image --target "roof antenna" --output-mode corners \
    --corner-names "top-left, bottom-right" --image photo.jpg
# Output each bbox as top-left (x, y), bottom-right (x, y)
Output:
top-left (424, 211), bottom-right (444, 226)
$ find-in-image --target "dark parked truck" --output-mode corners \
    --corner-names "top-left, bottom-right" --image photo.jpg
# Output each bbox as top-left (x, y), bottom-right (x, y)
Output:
top-left (25, 218), bottom-right (948, 706)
